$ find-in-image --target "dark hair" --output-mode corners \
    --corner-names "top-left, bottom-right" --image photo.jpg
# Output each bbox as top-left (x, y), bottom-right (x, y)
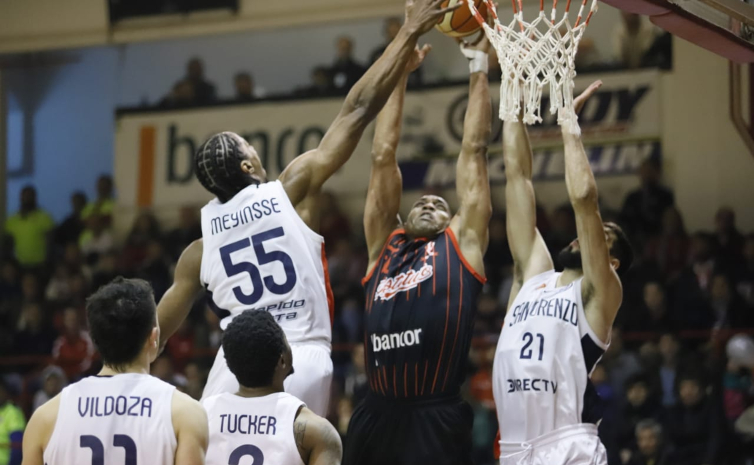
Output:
top-left (605, 222), bottom-right (633, 278)
top-left (222, 310), bottom-right (286, 388)
top-left (86, 277), bottom-right (156, 371)
top-left (624, 373), bottom-right (650, 391)
top-left (195, 133), bottom-right (254, 202)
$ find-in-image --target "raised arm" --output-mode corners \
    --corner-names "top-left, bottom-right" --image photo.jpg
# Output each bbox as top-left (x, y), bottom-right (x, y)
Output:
top-left (562, 81), bottom-right (622, 341)
top-left (278, 0), bottom-right (458, 230)
top-left (503, 115), bottom-right (553, 293)
top-left (449, 40), bottom-right (493, 277)
top-left (294, 407), bottom-right (343, 465)
top-left (364, 46), bottom-right (430, 274)
top-left (157, 239), bottom-right (203, 350)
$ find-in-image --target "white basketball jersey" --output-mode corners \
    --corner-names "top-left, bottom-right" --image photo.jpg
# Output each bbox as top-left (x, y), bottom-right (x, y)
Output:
top-left (43, 373), bottom-right (176, 465)
top-left (202, 392), bottom-right (305, 465)
top-left (493, 271), bottom-right (609, 443)
top-left (200, 181), bottom-right (333, 344)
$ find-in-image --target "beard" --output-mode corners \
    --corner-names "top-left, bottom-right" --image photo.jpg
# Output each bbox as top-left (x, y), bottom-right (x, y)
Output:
top-left (557, 247), bottom-right (583, 270)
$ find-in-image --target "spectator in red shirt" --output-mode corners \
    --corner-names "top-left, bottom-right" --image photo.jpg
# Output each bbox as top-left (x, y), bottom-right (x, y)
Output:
top-left (52, 307), bottom-right (94, 380)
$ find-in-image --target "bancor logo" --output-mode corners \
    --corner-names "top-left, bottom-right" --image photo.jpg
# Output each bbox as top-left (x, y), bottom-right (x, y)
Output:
top-left (371, 329), bottom-right (423, 352)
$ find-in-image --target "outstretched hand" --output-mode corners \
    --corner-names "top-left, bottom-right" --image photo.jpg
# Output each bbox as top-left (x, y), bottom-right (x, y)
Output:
top-left (574, 80), bottom-right (602, 114)
top-left (458, 31), bottom-right (491, 55)
top-left (406, 44), bottom-right (432, 73)
top-left (405, 0), bottom-right (462, 36)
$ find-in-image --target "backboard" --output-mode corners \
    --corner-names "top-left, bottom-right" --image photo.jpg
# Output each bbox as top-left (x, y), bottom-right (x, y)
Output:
top-left (603, 0), bottom-right (754, 62)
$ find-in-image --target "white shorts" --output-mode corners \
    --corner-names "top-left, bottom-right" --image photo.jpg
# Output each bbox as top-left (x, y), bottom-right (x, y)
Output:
top-left (499, 424), bottom-right (607, 465)
top-left (201, 342), bottom-right (333, 416)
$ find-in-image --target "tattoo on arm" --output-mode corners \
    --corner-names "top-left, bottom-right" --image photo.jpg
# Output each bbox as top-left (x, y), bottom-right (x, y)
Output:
top-left (294, 420), bottom-right (307, 450)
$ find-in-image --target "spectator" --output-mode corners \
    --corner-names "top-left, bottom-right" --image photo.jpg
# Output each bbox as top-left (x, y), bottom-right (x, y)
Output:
top-left (52, 308), bottom-right (94, 380)
top-left (91, 252), bottom-right (120, 292)
top-left (134, 240), bottom-right (171, 301)
top-left (547, 205), bottom-right (577, 265)
top-left (165, 320), bottom-right (195, 373)
top-left (721, 355), bottom-right (753, 427)
top-left (183, 362), bottom-right (205, 400)
top-left (736, 234), bottom-right (754, 307)
top-left (160, 79), bottom-right (196, 108)
top-left (673, 233), bottom-right (718, 329)
top-left (82, 175), bottom-right (115, 227)
top-left (710, 272), bottom-right (752, 328)
top-left (80, 212), bottom-right (115, 265)
top-left (150, 355), bottom-right (186, 388)
top-left (54, 191), bottom-right (87, 249)
top-left (296, 66), bottom-right (336, 97)
top-left (166, 206), bottom-right (202, 261)
top-left (715, 207), bottom-right (745, 265)
top-left (473, 293), bottom-right (504, 336)
top-left (320, 191), bottom-right (352, 252)
top-left (4, 185), bottom-right (55, 269)
top-left (330, 36), bottom-right (365, 92)
top-left (620, 158), bottom-right (674, 243)
top-left (45, 264), bottom-right (74, 305)
top-left (121, 212), bottom-right (162, 272)
top-left (234, 72), bottom-right (258, 102)
top-left (664, 373), bottom-right (723, 465)
top-left (643, 207), bottom-right (689, 283)
top-left (370, 17), bottom-right (423, 87)
top-left (174, 57), bottom-right (216, 105)
top-left (616, 374), bottom-right (664, 455)
top-left (0, 261), bottom-right (22, 351)
top-left (32, 365), bottom-right (67, 412)
top-left (624, 281), bottom-right (675, 333)
top-left (657, 333), bottom-right (681, 407)
top-left (602, 328), bottom-right (643, 400)
top-left (484, 214), bottom-right (513, 297)
top-left (0, 379), bottom-right (25, 465)
top-left (627, 419), bottom-right (669, 465)
top-left (613, 12), bottom-right (660, 69)
top-left (13, 303), bottom-right (55, 363)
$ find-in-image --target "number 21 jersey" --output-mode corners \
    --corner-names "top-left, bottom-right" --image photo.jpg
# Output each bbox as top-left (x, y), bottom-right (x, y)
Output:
top-left (493, 271), bottom-right (608, 443)
top-left (200, 181), bottom-right (333, 344)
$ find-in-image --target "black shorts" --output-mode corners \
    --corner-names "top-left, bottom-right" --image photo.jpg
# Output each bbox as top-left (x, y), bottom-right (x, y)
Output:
top-left (342, 393), bottom-right (474, 465)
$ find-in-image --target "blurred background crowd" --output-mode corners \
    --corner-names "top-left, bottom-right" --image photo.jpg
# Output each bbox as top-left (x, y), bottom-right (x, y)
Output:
top-left (0, 8), bottom-right (750, 465)
top-left (1, 155), bottom-right (753, 465)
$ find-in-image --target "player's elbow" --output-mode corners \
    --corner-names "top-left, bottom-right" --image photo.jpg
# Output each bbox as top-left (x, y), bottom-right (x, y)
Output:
top-left (569, 185), bottom-right (599, 208)
top-left (461, 140), bottom-right (489, 158)
top-left (371, 144), bottom-right (397, 165)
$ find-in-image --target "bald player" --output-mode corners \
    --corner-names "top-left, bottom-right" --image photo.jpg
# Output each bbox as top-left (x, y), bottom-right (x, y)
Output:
top-left (342, 38), bottom-right (492, 465)
top-left (493, 82), bottom-right (634, 464)
top-left (22, 278), bottom-right (208, 465)
top-left (156, 0), bottom-right (460, 417)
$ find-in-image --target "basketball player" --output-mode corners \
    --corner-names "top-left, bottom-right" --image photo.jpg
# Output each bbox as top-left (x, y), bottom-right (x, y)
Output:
top-left (342, 38), bottom-right (492, 465)
top-left (493, 81), bottom-right (634, 464)
top-left (203, 310), bottom-right (341, 465)
top-left (156, 0), bottom-right (460, 416)
top-left (22, 278), bottom-right (208, 465)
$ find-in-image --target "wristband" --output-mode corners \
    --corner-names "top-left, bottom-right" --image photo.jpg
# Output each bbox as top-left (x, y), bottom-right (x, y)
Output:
top-left (460, 44), bottom-right (488, 74)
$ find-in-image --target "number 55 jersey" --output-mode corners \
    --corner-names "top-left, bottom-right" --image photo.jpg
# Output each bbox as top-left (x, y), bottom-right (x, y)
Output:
top-left (493, 270), bottom-right (608, 446)
top-left (200, 181), bottom-right (334, 414)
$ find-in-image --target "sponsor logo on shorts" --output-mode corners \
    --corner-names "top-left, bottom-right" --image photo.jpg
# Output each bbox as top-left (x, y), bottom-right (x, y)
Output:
top-left (371, 329), bottom-right (423, 352)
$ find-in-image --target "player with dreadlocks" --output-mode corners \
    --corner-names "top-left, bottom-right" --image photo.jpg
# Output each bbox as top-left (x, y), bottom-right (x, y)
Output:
top-left (156, 0), bottom-right (459, 416)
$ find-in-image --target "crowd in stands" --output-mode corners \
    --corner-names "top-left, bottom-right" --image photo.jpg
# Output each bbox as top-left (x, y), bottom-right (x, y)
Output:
top-left (1, 154), bottom-right (753, 464)
top-left (158, 12), bottom-right (672, 108)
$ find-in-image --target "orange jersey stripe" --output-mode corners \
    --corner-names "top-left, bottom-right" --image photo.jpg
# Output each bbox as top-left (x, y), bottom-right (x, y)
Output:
top-left (443, 264), bottom-right (464, 391)
top-left (431, 234), bottom-right (452, 394)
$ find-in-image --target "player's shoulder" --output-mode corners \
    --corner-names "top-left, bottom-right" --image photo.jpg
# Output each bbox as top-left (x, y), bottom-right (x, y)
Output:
top-left (171, 389), bottom-right (208, 430)
top-left (26, 392), bottom-right (63, 447)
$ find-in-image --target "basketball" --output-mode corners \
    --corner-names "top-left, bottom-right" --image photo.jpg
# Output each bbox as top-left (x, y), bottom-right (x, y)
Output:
top-left (435, 0), bottom-right (489, 38)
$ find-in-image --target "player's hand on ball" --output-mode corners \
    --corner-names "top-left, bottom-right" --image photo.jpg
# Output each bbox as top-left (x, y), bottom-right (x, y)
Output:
top-left (407, 44), bottom-right (432, 73)
top-left (458, 32), bottom-right (490, 54)
top-left (405, 0), bottom-right (462, 35)
top-left (574, 80), bottom-right (602, 114)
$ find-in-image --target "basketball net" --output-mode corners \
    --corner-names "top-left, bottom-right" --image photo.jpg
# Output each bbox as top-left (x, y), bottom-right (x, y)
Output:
top-left (469, 0), bottom-right (599, 135)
